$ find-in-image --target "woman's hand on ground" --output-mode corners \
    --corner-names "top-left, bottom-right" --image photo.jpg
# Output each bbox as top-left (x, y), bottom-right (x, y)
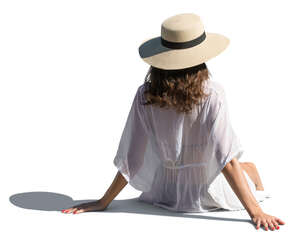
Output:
top-left (251, 211), bottom-right (285, 230)
top-left (61, 199), bottom-right (108, 214)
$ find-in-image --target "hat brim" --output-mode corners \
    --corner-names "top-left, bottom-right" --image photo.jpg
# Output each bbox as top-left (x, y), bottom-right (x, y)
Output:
top-left (138, 32), bottom-right (230, 70)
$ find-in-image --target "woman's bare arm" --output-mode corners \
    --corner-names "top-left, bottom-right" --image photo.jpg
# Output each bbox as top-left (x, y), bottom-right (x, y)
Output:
top-left (100, 170), bottom-right (128, 207)
top-left (221, 158), bottom-right (262, 217)
top-left (61, 171), bottom-right (128, 214)
top-left (221, 158), bottom-right (285, 230)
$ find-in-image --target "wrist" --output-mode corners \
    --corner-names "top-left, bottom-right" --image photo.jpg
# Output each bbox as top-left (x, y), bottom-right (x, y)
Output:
top-left (99, 196), bottom-right (111, 207)
top-left (248, 204), bottom-right (263, 218)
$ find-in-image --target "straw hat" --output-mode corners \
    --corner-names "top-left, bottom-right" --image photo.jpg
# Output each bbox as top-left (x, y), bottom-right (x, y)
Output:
top-left (138, 13), bottom-right (230, 70)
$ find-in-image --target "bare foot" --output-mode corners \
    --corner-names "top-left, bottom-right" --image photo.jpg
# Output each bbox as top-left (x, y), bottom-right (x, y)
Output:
top-left (61, 199), bottom-right (108, 214)
top-left (255, 185), bottom-right (265, 191)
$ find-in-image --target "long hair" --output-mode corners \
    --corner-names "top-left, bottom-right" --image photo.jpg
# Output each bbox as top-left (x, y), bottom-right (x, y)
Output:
top-left (142, 62), bottom-right (211, 114)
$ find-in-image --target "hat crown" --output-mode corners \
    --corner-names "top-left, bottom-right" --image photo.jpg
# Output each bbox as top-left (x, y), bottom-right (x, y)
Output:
top-left (161, 13), bottom-right (205, 43)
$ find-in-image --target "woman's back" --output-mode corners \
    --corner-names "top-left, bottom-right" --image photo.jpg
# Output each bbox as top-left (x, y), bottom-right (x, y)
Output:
top-left (113, 77), bottom-right (245, 212)
top-left (141, 77), bottom-right (223, 169)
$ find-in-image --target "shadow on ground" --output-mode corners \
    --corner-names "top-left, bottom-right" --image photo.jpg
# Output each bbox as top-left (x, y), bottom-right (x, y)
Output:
top-left (9, 191), bottom-right (252, 224)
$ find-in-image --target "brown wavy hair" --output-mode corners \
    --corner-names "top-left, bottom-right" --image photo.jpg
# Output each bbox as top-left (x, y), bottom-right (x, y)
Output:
top-left (142, 62), bottom-right (211, 114)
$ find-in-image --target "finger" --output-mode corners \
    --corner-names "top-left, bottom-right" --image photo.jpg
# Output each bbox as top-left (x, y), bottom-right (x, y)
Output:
top-left (63, 208), bottom-right (73, 213)
top-left (267, 220), bottom-right (275, 231)
top-left (67, 208), bottom-right (77, 214)
top-left (75, 209), bottom-right (85, 214)
top-left (71, 208), bottom-right (79, 213)
top-left (275, 218), bottom-right (285, 225)
top-left (272, 219), bottom-right (279, 230)
top-left (263, 220), bottom-right (268, 231)
top-left (73, 207), bottom-right (84, 214)
top-left (256, 219), bottom-right (261, 230)
top-left (65, 206), bottom-right (80, 213)
top-left (61, 208), bottom-right (72, 213)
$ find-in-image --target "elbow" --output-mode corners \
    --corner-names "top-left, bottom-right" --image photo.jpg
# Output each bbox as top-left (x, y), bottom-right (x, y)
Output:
top-left (222, 157), bottom-right (239, 174)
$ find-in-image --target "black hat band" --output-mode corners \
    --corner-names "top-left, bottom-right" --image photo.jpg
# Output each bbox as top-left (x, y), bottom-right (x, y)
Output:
top-left (161, 31), bottom-right (206, 49)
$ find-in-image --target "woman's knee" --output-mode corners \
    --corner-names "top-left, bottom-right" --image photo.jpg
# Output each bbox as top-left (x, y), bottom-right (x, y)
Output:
top-left (242, 161), bottom-right (256, 169)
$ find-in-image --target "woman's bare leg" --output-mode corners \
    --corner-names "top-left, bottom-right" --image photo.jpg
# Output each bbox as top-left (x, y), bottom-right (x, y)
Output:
top-left (241, 162), bottom-right (264, 191)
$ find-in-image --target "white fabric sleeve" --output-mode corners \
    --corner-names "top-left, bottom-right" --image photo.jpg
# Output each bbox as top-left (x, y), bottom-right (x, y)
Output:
top-left (205, 86), bottom-right (244, 188)
top-left (113, 86), bottom-right (150, 191)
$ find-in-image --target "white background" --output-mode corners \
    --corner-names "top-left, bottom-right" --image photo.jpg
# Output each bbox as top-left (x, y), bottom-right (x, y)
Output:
top-left (1, 0), bottom-right (298, 239)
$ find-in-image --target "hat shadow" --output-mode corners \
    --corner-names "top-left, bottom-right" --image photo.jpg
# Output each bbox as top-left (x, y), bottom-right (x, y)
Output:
top-left (139, 37), bottom-right (173, 58)
top-left (9, 191), bottom-right (253, 225)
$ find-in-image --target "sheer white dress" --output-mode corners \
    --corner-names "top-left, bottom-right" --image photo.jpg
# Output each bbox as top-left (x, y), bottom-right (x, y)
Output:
top-left (113, 77), bottom-right (271, 213)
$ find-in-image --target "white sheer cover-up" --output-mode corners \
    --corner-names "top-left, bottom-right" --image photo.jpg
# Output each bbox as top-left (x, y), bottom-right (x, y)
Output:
top-left (113, 78), bottom-right (270, 213)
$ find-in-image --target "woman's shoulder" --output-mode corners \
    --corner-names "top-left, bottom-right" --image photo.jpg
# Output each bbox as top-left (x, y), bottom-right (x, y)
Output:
top-left (206, 77), bottom-right (225, 95)
top-left (135, 83), bottom-right (147, 105)
top-left (205, 77), bottom-right (227, 105)
top-left (137, 83), bottom-right (146, 94)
